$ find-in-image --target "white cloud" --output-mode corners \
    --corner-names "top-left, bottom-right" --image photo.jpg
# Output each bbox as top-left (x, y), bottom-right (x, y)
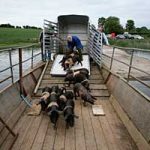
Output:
top-left (0, 0), bottom-right (150, 28)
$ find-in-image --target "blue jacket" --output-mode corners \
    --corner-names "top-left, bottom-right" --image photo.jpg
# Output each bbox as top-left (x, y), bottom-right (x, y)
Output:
top-left (67, 36), bottom-right (83, 50)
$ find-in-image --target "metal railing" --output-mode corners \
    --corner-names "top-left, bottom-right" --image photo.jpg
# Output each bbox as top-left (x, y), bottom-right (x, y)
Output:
top-left (0, 44), bottom-right (42, 90)
top-left (102, 46), bottom-right (150, 91)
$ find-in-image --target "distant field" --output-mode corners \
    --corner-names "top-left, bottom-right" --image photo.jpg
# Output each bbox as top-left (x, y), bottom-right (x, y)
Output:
top-left (1, 27), bottom-right (150, 51)
top-left (109, 38), bottom-right (150, 50)
top-left (0, 27), bottom-right (41, 49)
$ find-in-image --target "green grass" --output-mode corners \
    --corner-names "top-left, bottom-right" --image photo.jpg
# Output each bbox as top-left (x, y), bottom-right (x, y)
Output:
top-left (109, 38), bottom-right (150, 50)
top-left (1, 27), bottom-right (150, 51)
top-left (0, 28), bottom-right (41, 49)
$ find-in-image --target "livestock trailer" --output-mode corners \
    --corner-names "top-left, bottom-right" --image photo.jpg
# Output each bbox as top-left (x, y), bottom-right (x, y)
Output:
top-left (43, 14), bottom-right (103, 66)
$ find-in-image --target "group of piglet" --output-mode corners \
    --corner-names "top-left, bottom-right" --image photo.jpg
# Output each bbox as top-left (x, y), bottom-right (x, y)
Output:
top-left (38, 57), bottom-right (96, 129)
top-left (65, 68), bottom-right (96, 105)
top-left (59, 50), bottom-right (82, 71)
top-left (38, 85), bottom-right (77, 129)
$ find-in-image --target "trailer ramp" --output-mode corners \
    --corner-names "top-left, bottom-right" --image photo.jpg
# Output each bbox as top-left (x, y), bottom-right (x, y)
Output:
top-left (6, 62), bottom-right (138, 150)
top-left (50, 54), bottom-right (90, 76)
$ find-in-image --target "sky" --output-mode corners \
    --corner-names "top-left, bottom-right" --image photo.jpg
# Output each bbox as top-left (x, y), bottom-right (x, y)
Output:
top-left (0, 0), bottom-right (150, 28)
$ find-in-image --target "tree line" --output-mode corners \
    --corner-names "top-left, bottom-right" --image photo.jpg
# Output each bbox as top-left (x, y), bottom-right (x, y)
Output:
top-left (0, 23), bottom-right (42, 29)
top-left (98, 16), bottom-right (150, 35)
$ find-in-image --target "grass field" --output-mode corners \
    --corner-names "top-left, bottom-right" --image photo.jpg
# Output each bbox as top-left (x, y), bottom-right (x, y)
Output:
top-left (1, 27), bottom-right (150, 50)
top-left (109, 37), bottom-right (150, 50)
top-left (0, 27), bottom-right (41, 49)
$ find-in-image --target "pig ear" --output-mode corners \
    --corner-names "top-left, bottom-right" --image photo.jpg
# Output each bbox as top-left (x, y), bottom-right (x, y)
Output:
top-left (91, 95), bottom-right (97, 100)
top-left (62, 87), bottom-right (66, 93)
top-left (64, 114), bottom-right (69, 121)
top-left (42, 87), bottom-right (45, 93)
top-left (49, 87), bottom-right (52, 93)
top-left (47, 110), bottom-right (52, 116)
top-left (59, 87), bottom-right (65, 94)
top-left (57, 110), bottom-right (63, 115)
top-left (48, 87), bottom-right (51, 93)
top-left (73, 114), bottom-right (79, 119)
top-left (40, 97), bottom-right (44, 102)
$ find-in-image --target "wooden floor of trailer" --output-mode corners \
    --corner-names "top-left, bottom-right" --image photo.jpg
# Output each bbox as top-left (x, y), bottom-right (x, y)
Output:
top-left (1, 62), bottom-right (138, 150)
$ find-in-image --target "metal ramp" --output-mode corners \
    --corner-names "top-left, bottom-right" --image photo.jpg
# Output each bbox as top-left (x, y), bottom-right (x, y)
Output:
top-left (50, 54), bottom-right (90, 76)
top-left (33, 61), bottom-right (110, 98)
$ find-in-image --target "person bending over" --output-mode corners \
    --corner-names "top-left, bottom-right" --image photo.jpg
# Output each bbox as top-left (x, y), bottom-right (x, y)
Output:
top-left (67, 35), bottom-right (83, 61)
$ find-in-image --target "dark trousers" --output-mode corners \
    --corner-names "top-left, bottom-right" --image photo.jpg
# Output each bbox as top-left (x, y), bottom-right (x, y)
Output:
top-left (77, 48), bottom-right (83, 61)
top-left (40, 42), bottom-right (45, 61)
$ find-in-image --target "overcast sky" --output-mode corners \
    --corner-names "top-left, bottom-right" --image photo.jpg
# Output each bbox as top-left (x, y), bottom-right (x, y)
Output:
top-left (0, 0), bottom-right (150, 28)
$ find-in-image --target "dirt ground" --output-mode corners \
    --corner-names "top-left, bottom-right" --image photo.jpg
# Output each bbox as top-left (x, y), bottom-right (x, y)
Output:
top-left (102, 46), bottom-right (150, 79)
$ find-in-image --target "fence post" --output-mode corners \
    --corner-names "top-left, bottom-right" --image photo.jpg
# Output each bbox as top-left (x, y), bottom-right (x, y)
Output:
top-left (9, 50), bottom-right (14, 83)
top-left (31, 47), bottom-right (34, 69)
top-left (127, 50), bottom-right (134, 81)
top-left (110, 47), bottom-right (115, 70)
top-left (19, 48), bottom-right (23, 95)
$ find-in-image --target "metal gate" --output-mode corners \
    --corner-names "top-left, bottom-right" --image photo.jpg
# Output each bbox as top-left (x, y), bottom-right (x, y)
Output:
top-left (43, 19), bottom-right (58, 60)
top-left (87, 25), bottom-right (103, 67)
